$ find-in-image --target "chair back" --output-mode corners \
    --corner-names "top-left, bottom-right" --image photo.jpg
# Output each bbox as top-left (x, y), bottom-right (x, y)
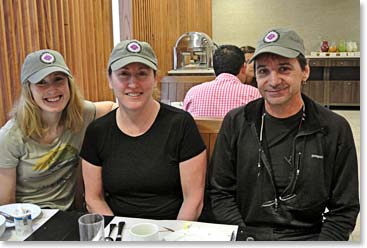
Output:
top-left (194, 117), bottom-right (223, 163)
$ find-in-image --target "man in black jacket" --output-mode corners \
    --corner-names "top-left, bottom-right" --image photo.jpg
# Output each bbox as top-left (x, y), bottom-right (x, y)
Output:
top-left (207, 28), bottom-right (359, 241)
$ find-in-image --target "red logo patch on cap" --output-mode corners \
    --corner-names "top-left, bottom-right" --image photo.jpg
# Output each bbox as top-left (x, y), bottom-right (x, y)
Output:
top-left (127, 42), bottom-right (142, 53)
top-left (40, 52), bottom-right (55, 64)
top-left (264, 31), bottom-right (279, 43)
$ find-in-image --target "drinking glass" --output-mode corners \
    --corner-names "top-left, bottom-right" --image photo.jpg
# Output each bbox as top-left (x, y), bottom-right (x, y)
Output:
top-left (78, 213), bottom-right (105, 241)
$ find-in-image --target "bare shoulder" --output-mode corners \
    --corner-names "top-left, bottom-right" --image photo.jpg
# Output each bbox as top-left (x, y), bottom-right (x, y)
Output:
top-left (93, 101), bottom-right (118, 118)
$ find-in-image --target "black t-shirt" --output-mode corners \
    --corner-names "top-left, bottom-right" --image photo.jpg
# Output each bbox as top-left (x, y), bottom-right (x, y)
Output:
top-left (264, 108), bottom-right (303, 195)
top-left (80, 103), bottom-right (206, 219)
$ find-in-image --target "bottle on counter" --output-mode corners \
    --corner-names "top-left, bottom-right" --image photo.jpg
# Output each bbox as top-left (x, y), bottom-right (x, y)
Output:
top-left (338, 40), bottom-right (346, 52)
top-left (320, 40), bottom-right (329, 52)
top-left (346, 41), bottom-right (354, 52)
top-left (328, 41), bottom-right (337, 52)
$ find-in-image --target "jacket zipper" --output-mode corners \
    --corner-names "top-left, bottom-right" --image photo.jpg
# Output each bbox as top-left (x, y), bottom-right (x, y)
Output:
top-left (256, 126), bottom-right (324, 210)
top-left (251, 120), bottom-right (279, 211)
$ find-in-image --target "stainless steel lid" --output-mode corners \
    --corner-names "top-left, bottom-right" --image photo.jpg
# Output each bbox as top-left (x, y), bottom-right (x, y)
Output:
top-left (173, 32), bottom-right (215, 70)
top-left (174, 32), bottom-right (215, 49)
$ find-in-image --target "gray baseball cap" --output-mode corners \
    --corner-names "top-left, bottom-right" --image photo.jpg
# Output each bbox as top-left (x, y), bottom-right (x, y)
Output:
top-left (21, 49), bottom-right (72, 84)
top-left (108, 40), bottom-right (158, 71)
top-left (249, 28), bottom-right (305, 63)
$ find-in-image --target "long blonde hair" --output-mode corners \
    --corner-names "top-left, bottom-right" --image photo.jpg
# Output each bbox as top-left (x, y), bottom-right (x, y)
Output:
top-left (11, 76), bottom-right (85, 138)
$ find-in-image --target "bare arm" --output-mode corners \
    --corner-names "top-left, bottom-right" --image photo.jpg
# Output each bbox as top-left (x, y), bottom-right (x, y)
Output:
top-left (177, 150), bottom-right (207, 221)
top-left (82, 159), bottom-right (114, 216)
top-left (0, 167), bottom-right (16, 205)
top-left (93, 101), bottom-right (118, 119)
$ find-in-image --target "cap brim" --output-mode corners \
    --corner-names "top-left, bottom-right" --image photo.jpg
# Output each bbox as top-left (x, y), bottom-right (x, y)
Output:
top-left (249, 46), bottom-right (300, 63)
top-left (111, 56), bottom-right (157, 71)
top-left (27, 67), bottom-right (71, 84)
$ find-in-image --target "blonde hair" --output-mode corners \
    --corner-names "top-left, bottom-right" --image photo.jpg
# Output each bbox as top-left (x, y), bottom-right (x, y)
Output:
top-left (11, 76), bottom-right (85, 138)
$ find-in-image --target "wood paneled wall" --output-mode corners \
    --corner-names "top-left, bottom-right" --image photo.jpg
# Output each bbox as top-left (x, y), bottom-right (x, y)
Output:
top-left (130, 0), bottom-right (212, 77)
top-left (0, 0), bottom-right (212, 125)
top-left (0, 0), bottom-right (115, 127)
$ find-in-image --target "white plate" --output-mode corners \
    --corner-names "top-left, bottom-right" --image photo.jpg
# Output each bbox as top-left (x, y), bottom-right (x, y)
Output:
top-left (0, 203), bottom-right (42, 228)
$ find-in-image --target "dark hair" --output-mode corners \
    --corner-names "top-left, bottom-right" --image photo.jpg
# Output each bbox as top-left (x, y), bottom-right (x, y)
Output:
top-left (254, 53), bottom-right (308, 77)
top-left (213, 45), bottom-right (245, 76)
top-left (240, 45), bottom-right (255, 54)
top-left (296, 54), bottom-right (307, 71)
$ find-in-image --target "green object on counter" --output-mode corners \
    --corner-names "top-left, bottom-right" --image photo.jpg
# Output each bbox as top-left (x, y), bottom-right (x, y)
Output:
top-left (338, 40), bottom-right (346, 52)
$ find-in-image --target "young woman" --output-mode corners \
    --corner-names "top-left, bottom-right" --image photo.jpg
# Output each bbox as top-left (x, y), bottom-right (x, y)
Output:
top-left (80, 40), bottom-right (207, 220)
top-left (0, 49), bottom-right (116, 210)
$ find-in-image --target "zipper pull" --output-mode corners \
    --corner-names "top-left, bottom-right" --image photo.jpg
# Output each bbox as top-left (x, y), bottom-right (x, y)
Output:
top-left (296, 152), bottom-right (302, 176)
top-left (257, 162), bottom-right (261, 176)
top-left (274, 198), bottom-right (278, 211)
top-left (257, 149), bottom-right (262, 176)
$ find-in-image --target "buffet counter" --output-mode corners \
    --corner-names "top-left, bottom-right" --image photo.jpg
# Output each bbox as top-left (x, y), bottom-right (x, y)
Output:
top-left (167, 68), bottom-right (214, 75)
top-left (160, 74), bottom-right (215, 102)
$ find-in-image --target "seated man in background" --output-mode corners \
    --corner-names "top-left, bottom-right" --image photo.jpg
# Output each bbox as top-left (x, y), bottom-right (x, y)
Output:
top-left (240, 45), bottom-right (257, 87)
top-left (183, 45), bottom-right (261, 118)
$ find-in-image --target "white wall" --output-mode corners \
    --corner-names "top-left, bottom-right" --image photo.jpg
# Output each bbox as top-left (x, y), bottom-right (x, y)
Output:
top-left (212, 0), bottom-right (360, 54)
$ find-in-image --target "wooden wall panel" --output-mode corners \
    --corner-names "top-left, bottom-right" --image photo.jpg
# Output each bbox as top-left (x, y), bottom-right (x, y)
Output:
top-left (130, 0), bottom-right (212, 77)
top-left (0, 0), bottom-right (115, 127)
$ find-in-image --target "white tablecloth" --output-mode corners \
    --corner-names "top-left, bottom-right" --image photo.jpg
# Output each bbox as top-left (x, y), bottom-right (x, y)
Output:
top-left (104, 216), bottom-right (238, 241)
top-left (0, 209), bottom-right (59, 241)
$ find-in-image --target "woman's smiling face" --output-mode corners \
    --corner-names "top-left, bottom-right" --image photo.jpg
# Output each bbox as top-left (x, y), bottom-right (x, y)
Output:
top-left (29, 72), bottom-right (70, 114)
top-left (109, 62), bottom-right (156, 111)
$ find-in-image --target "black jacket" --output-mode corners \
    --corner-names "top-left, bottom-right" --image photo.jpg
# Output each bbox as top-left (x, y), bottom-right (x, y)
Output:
top-left (207, 95), bottom-right (359, 240)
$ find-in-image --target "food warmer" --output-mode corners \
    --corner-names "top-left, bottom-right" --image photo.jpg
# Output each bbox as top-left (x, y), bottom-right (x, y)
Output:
top-left (173, 32), bottom-right (216, 71)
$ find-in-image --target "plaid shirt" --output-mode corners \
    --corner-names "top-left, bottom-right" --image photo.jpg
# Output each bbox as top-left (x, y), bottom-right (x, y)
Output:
top-left (183, 73), bottom-right (262, 117)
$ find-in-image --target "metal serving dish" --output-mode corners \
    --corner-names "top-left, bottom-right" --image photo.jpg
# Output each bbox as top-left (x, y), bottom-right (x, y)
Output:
top-left (173, 32), bottom-right (215, 70)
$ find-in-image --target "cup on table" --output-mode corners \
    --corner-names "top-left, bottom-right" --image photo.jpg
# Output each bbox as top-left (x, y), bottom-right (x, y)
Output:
top-left (78, 213), bottom-right (105, 241)
top-left (128, 223), bottom-right (159, 241)
top-left (14, 207), bottom-right (33, 237)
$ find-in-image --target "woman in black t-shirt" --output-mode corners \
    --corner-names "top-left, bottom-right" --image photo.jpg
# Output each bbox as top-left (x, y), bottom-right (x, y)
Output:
top-left (80, 40), bottom-right (207, 220)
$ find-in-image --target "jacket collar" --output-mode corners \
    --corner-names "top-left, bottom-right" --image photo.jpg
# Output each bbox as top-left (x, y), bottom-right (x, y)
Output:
top-left (243, 94), bottom-right (327, 134)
